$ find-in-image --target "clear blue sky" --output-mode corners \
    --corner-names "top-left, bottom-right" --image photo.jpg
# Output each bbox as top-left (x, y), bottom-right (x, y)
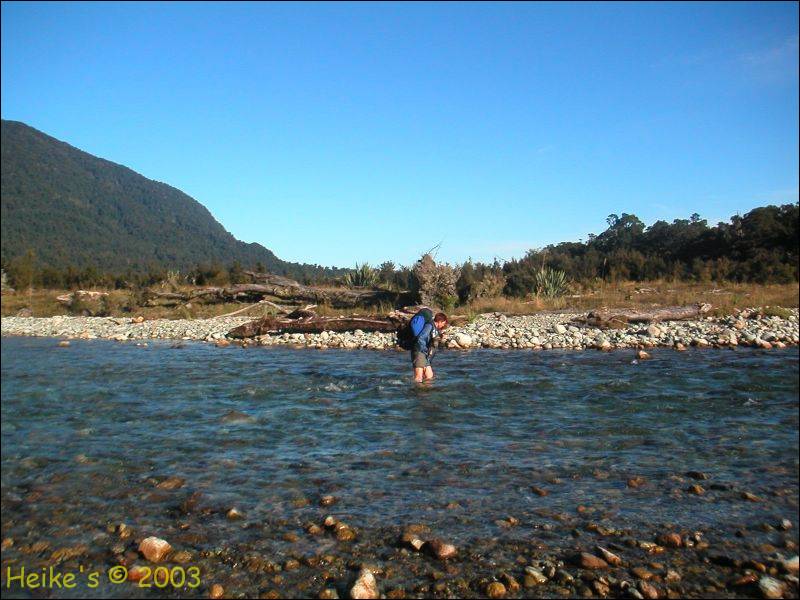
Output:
top-left (2, 2), bottom-right (798, 268)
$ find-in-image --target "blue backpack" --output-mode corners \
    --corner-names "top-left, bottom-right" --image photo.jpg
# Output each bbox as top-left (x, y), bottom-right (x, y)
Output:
top-left (397, 308), bottom-right (434, 350)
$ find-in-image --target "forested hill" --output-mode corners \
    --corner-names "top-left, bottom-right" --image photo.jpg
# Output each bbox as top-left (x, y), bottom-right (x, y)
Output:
top-left (0, 120), bottom-right (340, 281)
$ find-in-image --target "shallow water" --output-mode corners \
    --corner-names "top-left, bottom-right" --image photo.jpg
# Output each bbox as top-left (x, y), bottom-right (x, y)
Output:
top-left (1, 337), bottom-right (798, 597)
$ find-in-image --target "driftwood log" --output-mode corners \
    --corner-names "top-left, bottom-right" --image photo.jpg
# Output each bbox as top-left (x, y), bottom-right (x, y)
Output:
top-left (144, 272), bottom-right (410, 309)
top-left (580, 303), bottom-right (712, 329)
top-left (228, 315), bottom-right (404, 338)
top-left (228, 306), bottom-right (468, 339)
top-left (228, 306), bottom-right (421, 338)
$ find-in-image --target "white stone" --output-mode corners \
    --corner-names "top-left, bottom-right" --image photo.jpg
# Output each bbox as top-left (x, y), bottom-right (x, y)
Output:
top-left (350, 568), bottom-right (378, 599)
top-left (455, 333), bottom-right (472, 348)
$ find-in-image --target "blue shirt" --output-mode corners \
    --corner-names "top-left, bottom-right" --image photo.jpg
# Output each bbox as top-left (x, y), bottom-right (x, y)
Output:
top-left (414, 322), bottom-right (434, 354)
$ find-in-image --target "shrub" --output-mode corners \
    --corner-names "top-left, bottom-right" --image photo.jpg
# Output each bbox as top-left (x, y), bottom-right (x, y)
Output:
top-left (472, 271), bottom-right (507, 300)
top-left (412, 254), bottom-right (461, 308)
top-left (343, 263), bottom-right (379, 288)
top-left (534, 267), bottom-right (569, 298)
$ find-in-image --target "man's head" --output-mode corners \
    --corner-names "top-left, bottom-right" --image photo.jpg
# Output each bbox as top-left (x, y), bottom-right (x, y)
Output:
top-left (433, 312), bottom-right (448, 331)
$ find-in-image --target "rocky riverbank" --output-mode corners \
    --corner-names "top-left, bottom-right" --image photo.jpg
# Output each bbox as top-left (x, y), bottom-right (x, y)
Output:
top-left (2, 308), bottom-right (798, 351)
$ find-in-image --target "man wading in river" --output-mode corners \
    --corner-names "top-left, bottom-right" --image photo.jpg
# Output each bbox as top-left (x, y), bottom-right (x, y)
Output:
top-left (398, 309), bottom-right (448, 382)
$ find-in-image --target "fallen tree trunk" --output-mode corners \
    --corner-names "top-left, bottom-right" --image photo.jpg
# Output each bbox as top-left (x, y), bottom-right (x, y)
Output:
top-left (145, 274), bottom-right (408, 309)
top-left (243, 271), bottom-right (408, 308)
top-left (579, 303), bottom-right (712, 329)
top-left (228, 315), bottom-right (405, 338)
top-left (227, 306), bottom-right (468, 338)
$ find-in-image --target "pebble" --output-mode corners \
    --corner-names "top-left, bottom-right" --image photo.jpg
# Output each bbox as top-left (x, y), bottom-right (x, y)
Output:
top-left (758, 576), bottom-right (785, 599)
top-left (657, 532), bottom-right (682, 548)
top-left (350, 568), bottom-right (379, 600)
top-left (638, 580), bottom-right (659, 599)
top-left (335, 523), bottom-right (356, 542)
top-left (596, 546), bottom-right (623, 566)
top-left (783, 555), bottom-right (799, 575)
top-left (485, 581), bottom-right (507, 598)
top-left (226, 507), bottom-right (244, 520)
top-left (733, 573), bottom-right (759, 586)
top-left (577, 552), bottom-right (609, 569)
top-left (209, 583), bottom-right (225, 599)
top-left (138, 536), bottom-right (172, 563)
top-left (455, 333), bottom-right (472, 347)
top-left (426, 539), bottom-right (457, 560)
top-left (741, 491), bottom-right (762, 502)
top-left (156, 476), bottom-right (185, 490)
top-left (524, 566), bottom-right (548, 585)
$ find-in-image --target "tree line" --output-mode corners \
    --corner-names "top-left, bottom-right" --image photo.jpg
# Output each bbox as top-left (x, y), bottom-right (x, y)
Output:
top-left (2, 204), bottom-right (797, 297)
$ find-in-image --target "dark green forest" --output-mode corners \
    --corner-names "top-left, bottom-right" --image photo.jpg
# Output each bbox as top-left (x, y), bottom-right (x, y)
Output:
top-left (501, 204), bottom-right (799, 296)
top-left (1, 120), bottom-right (797, 294)
top-left (1, 119), bottom-right (344, 285)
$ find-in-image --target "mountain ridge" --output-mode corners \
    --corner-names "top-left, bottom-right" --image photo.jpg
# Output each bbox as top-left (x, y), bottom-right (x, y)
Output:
top-left (0, 119), bottom-right (341, 281)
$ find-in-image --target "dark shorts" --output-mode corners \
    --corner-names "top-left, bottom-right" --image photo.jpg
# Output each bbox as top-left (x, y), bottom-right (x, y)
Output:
top-left (411, 351), bottom-right (429, 369)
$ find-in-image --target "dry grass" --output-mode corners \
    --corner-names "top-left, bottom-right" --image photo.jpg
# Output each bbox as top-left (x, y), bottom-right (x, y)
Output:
top-left (2, 281), bottom-right (797, 319)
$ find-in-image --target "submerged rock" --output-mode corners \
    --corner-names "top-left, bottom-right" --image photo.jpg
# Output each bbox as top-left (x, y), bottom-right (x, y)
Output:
top-left (486, 581), bottom-right (507, 598)
top-left (226, 507), bottom-right (244, 520)
top-left (783, 555), bottom-right (799, 575)
top-left (209, 583), bottom-right (225, 599)
top-left (350, 568), bottom-right (379, 599)
top-left (596, 546), bottom-right (623, 566)
top-left (758, 576), bottom-right (785, 599)
top-left (426, 538), bottom-right (457, 560)
top-left (220, 410), bottom-right (256, 424)
top-left (156, 476), bottom-right (185, 490)
top-left (575, 552), bottom-right (608, 569)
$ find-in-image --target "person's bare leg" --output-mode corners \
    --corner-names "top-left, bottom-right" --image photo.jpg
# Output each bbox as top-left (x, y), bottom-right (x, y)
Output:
top-left (423, 366), bottom-right (434, 380)
top-left (414, 367), bottom-right (425, 383)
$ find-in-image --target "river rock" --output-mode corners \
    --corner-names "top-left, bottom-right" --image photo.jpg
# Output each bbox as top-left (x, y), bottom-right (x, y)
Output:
top-left (156, 476), bottom-right (185, 490)
top-left (350, 568), bottom-right (378, 599)
top-left (783, 555), bottom-right (799, 574)
top-left (426, 538), bottom-right (457, 560)
top-left (554, 324), bottom-right (567, 335)
top-left (596, 546), bottom-right (623, 566)
top-left (758, 576), bottom-right (785, 599)
top-left (220, 410), bottom-right (256, 424)
top-left (335, 523), bottom-right (356, 541)
top-left (576, 552), bottom-right (608, 569)
top-left (455, 333), bottom-right (472, 348)
top-left (646, 325), bottom-right (662, 337)
top-left (209, 583), bottom-right (225, 599)
top-left (486, 581), bottom-right (506, 598)
top-left (226, 507), bottom-right (244, 520)
top-left (658, 532), bottom-right (682, 548)
top-left (138, 537), bottom-right (171, 562)
top-left (524, 566), bottom-right (548, 585)
top-left (638, 580), bottom-right (659, 599)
